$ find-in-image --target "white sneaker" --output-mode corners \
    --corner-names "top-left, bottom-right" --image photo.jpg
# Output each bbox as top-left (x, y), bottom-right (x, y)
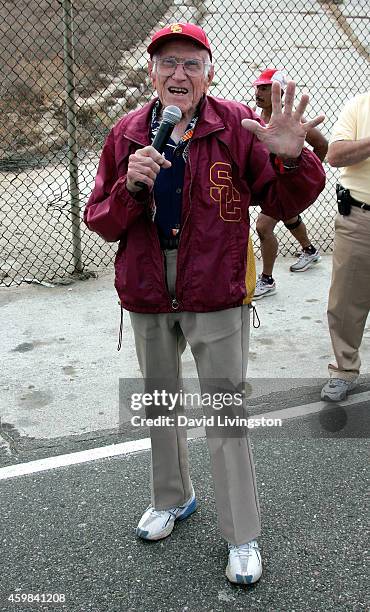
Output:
top-left (321, 378), bottom-right (358, 402)
top-left (253, 274), bottom-right (276, 299)
top-left (136, 488), bottom-right (197, 541)
top-left (290, 249), bottom-right (321, 272)
top-left (226, 540), bottom-right (262, 585)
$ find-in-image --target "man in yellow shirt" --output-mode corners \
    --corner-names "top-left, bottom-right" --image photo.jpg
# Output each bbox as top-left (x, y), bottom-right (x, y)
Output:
top-left (321, 91), bottom-right (370, 401)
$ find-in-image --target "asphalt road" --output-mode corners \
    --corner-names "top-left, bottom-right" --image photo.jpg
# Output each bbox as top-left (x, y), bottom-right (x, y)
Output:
top-left (0, 384), bottom-right (368, 612)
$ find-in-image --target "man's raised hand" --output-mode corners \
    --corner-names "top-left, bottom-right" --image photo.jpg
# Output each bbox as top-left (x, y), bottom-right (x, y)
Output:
top-left (241, 81), bottom-right (325, 160)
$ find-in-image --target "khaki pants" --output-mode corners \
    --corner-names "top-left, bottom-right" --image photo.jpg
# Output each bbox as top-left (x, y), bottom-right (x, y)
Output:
top-left (129, 250), bottom-right (260, 545)
top-left (327, 207), bottom-right (370, 380)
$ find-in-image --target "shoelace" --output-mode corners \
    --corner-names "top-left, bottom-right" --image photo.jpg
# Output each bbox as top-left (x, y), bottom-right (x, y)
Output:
top-left (298, 251), bottom-right (318, 261)
top-left (148, 505), bottom-right (183, 519)
top-left (229, 542), bottom-right (256, 557)
top-left (329, 379), bottom-right (348, 388)
top-left (147, 492), bottom-right (194, 519)
top-left (148, 507), bottom-right (173, 518)
top-left (297, 252), bottom-right (312, 261)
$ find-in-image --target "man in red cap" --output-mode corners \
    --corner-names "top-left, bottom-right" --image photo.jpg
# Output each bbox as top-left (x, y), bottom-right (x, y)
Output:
top-left (85, 23), bottom-right (325, 585)
top-left (252, 68), bottom-right (328, 299)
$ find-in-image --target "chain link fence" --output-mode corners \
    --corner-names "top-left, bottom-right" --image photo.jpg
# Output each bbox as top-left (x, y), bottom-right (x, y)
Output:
top-left (0, 0), bottom-right (369, 286)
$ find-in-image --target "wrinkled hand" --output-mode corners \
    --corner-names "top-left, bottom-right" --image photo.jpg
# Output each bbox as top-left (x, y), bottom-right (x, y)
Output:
top-left (241, 81), bottom-right (325, 159)
top-left (126, 146), bottom-right (171, 193)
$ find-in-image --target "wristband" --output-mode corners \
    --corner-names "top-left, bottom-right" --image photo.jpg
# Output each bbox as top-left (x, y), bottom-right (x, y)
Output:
top-left (271, 153), bottom-right (301, 173)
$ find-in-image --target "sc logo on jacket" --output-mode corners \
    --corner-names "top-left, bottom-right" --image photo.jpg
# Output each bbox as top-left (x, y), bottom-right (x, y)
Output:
top-left (210, 162), bottom-right (241, 222)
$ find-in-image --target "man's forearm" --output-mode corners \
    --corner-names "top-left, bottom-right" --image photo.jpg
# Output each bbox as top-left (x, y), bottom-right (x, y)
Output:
top-left (328, 138), bottom-right (370, 167)
top-left (312, 144), bottom-right (327, 162)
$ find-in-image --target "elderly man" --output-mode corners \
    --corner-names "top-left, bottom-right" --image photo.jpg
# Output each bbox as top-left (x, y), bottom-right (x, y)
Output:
top-left (84, 23), bottom-right (325, 585)
top-left (321, 90), bottom-right (370, 402)
top-left (252, 68), bottom-right (328, 299)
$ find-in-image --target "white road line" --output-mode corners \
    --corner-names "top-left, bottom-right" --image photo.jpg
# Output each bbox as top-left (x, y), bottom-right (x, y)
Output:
top-left (253, 389), bottom-right (370, 421)
top-left (0, 438), bottom-right (151, 481)
top-left (187, 390), bottom-right (370, 439)
top-left (0, 391), bottom-right (368, 481)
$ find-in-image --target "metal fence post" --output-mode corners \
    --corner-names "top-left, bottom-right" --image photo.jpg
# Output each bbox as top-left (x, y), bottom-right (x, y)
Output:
top-left (0, 1), bottom-right (368, 286)
top-left (62, 0), bottom-right (83, 274)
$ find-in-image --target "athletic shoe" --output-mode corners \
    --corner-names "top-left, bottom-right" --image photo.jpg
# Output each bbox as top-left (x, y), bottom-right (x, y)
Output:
top-left (321, 378), bottom-right (358, 402)
top-left (226, 539), bottom-right (262, 585)
top-left (136, 488), bottom-right (197, 541)
top-left (253, 274), bottom-right (276, 299)
top-left (290, 249), bottom-right (321, 272)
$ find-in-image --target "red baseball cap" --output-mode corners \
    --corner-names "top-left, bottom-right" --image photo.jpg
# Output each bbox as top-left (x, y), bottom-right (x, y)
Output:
top-left (252, 68), bottom-right (288, 89)
top-left (147, 23), bottom-right (212, 61)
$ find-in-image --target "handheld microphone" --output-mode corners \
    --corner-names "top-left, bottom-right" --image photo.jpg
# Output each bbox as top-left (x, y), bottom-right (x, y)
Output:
top-left (135, 105), bottom-right (182, 190)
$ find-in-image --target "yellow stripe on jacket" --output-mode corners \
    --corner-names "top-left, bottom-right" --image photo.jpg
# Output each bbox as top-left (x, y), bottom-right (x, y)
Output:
top-left (243, 234), bottom-right (256, 304)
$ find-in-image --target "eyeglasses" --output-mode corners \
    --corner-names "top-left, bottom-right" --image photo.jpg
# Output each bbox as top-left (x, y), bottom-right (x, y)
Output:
top-left (154, 57), bottom-right (210, 77)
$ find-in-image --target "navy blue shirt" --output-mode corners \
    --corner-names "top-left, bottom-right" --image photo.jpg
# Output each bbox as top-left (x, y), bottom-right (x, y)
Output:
top-left (153, 138), bottom-right (185, 249)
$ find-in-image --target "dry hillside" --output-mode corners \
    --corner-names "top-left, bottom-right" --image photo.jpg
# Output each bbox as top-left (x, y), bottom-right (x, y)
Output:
top-left (0, 0), bottom-right (172, 164)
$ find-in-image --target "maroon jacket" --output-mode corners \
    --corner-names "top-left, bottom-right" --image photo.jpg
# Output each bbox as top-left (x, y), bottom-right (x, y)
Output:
top-left (84, 96), bottom-right (325, 313)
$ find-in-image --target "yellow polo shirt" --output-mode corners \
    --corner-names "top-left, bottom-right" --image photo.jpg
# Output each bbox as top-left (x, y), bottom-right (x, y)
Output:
top-left (330, 91), bottom-right (370, 204)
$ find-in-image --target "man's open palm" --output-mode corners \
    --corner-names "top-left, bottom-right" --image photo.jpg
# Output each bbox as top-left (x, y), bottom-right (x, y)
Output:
top-left (242, 81), bottom-right (325, 159)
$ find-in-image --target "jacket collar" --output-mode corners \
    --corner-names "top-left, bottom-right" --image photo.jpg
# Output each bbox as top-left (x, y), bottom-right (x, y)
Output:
top-left (193, 95), bottom-right (225, 139)
top-left (123, 100), bottom-right (156, 146)
top-left (123, 96), bottom-right (225, 145)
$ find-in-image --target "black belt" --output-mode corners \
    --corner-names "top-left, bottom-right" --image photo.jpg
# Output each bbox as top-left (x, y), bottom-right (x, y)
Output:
top-left (348, 194), bottom-right (370, 211)
top-left (160, 235), bottom-right (179, 250)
